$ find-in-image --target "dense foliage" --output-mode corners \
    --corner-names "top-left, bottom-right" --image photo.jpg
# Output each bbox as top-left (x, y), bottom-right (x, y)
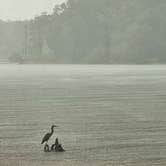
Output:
top-left (0, 0), bottom-right (166, 64)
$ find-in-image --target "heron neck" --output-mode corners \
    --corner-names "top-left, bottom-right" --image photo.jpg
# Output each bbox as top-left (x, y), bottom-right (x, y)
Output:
top-left (51, 128), bottom-right (54, 134)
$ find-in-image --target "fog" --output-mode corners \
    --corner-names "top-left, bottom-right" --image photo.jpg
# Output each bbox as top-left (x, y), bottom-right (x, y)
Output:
top-left (0, 0), bottom-right (166, 64)
top-left (0, 0), bottom-right (67, 20)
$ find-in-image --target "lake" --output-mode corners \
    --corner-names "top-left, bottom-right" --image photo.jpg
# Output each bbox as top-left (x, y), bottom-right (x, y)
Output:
top-left (0, 65), bottom-right (166, 166)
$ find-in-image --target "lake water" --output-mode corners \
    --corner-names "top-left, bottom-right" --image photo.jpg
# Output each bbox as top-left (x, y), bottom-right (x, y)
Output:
top-left (0, 65), bottom-right (166, 166)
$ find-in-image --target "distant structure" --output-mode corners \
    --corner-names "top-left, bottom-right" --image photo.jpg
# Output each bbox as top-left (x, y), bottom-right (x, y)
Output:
top-left (41, 39), bottom-right (54, 57)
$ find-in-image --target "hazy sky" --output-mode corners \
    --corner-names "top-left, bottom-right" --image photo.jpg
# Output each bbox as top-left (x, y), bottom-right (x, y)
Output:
top-left (0, 0), bottom-right (67, 21)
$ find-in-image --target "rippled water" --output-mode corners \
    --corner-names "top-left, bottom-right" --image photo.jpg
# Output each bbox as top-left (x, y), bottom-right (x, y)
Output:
top-left (0, 65), bottom-right (166, 166)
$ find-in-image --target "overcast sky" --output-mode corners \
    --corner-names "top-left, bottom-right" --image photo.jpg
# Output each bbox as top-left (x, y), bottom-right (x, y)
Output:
top-left (0, 0), bottom-right (68, 21)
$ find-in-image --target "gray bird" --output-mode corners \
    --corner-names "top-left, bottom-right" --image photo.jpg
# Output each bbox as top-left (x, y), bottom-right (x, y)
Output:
top-left (41, 125), bottom-right (58, 144)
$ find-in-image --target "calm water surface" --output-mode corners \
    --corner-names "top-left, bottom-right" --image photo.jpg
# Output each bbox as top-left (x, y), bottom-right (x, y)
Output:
top-left (0, 65), bottom-right (166, 166)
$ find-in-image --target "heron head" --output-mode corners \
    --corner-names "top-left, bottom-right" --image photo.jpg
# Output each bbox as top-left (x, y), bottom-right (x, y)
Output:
top-left (51, 125), bottom-right (58, 129)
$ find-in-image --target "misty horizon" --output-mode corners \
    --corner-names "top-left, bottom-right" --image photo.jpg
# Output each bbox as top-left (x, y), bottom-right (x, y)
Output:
top-left (0, 1), bottom-right (166, 166)
top-left (0, 0), bottom-right (166, 64)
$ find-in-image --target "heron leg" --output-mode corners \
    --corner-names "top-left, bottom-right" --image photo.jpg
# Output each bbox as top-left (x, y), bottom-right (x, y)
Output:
top-left (44, 143), bottom-right (50, 152)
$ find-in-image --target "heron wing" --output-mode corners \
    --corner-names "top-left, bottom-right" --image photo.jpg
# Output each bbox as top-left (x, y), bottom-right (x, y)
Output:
top-left (41, 133), bottom-right (50, 144)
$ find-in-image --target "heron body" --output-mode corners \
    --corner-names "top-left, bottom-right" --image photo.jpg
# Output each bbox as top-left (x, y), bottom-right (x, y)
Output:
top-left (41, 125), bottom-right (57, 144)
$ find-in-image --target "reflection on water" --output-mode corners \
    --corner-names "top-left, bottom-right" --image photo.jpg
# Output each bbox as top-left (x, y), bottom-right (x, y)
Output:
top-left (0, 65), bottom-right (166, 166)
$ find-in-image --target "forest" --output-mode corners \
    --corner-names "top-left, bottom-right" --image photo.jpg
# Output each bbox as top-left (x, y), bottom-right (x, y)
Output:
top-left (0, 0), bottom-right (166, 64)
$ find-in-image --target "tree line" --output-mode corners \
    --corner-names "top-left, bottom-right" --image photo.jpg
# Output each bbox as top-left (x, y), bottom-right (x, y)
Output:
top-left (0, 0), bottom-right (166, 64)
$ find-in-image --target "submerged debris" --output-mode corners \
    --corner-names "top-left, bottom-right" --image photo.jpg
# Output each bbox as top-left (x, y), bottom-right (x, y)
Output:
top-left (43, 138), bottom-right (65, 152)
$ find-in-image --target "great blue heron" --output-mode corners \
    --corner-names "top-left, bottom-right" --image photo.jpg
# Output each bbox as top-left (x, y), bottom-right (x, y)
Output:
top-left (41, 125), bottom-right (58, 144)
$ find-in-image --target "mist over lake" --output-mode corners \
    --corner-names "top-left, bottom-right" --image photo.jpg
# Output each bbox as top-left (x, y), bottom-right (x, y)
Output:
top-left (0, 0), bottom-right (166, 165)
top-left (0, 65), bottom-right (166, 166)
